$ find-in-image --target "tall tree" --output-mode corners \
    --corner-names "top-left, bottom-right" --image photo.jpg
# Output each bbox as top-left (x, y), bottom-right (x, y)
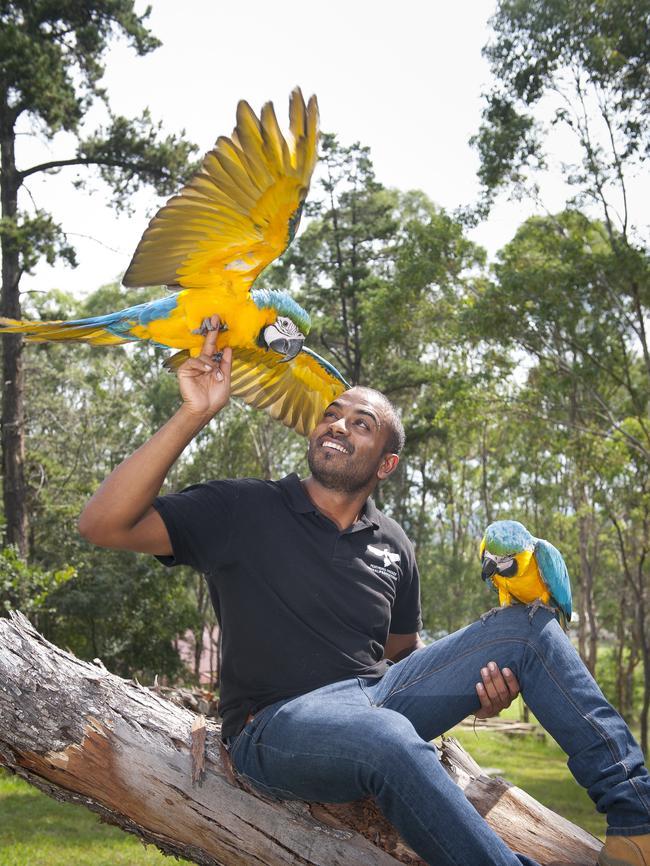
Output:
top-left (270, 133), bottom-right (398, 386)
top-left (0, 1), bottom-right (197, 555)
top-left (474, 0), bottom-right (650, 227)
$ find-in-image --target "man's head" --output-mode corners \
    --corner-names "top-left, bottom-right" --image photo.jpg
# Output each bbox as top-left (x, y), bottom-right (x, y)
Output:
top-left (307, 387), bottom-right (405, 495)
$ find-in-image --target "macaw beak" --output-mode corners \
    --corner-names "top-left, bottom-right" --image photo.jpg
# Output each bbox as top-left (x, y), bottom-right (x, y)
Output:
top-left (269, 336), bottom-right (303, 362)
top-left (481, 558), bottom-right (498, 581)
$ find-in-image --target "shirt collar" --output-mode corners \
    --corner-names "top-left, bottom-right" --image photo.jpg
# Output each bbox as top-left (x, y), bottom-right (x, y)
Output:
top-left (278, 473), bottom-right (380, 529)
top-left (278, 474), bottom-right (318, 513)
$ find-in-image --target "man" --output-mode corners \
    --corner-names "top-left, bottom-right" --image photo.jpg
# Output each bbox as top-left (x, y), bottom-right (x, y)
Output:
top-left (79, 322), bottom-right (650, 866)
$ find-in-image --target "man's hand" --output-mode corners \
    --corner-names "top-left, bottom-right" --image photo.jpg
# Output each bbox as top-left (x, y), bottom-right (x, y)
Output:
top-left (475, 661), bottom-right (520, 719)
top-left (177, 316), bottom-right (232, 421)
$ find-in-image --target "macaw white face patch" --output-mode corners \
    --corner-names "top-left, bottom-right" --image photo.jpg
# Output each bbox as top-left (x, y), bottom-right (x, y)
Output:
top-left (483, 550), bottom-right (518, 576)
top-left (275, 316), bottom-right (302, 337)
top-left (367, 544), bottom-right (401, 572)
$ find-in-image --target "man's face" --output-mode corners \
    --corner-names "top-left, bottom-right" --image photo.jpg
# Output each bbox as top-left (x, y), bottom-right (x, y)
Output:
top-left (307, 389), bottom-right (394, 494)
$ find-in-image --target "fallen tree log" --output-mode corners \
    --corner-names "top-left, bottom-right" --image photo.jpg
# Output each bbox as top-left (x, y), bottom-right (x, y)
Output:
top-left (0, 611), bottom-right (601, 866)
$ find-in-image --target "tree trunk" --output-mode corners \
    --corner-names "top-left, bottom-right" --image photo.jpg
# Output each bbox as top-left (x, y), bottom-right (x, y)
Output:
top-left (0, 101), bottom-right (28, 556)
top-left (0, 612), bottom-right (602, 866)
top-left (576, 497), bottom-right (599, 676)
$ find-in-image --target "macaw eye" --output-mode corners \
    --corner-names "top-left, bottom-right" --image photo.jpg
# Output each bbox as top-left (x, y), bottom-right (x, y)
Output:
top-left (276, 316), bottom-right (301, 337)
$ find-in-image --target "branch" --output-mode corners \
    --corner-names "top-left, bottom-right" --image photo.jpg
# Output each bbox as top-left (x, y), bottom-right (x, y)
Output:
top-left (19, 157), bottom-right (168, 181)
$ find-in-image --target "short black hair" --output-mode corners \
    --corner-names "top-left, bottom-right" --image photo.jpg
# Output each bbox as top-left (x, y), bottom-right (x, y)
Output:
top-left (349, 386), bottom-right (405, 454)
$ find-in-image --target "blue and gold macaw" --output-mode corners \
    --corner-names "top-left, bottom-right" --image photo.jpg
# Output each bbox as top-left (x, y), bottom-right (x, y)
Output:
top-left (0, 89), bottom-right (348, 436)
top-left (479, 520), bottom-right (573, 628)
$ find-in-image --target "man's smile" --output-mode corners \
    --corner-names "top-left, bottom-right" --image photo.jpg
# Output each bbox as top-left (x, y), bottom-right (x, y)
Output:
top-left (321, 438), bottom-right (350, 454)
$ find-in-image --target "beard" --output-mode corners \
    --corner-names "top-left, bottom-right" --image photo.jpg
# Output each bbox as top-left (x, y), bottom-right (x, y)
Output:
top-left (307, 439), bottom-right (380, 494)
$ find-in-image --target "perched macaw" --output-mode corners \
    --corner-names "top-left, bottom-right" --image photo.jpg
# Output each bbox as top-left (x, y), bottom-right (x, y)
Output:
top-left (479, 520), bottom-right (573, 628)
top-left (0, 88), bottom-right (348, 436)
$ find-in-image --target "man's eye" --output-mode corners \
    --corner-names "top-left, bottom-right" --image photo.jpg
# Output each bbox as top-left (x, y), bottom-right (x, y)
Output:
top-left (356, 419), bottom-right (369, 429)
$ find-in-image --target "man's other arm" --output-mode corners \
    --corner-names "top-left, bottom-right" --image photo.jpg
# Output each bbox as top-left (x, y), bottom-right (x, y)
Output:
top-left (78, 322), bottom-right (232, 556)
top-left (384, 632), bottom-right (425, 663)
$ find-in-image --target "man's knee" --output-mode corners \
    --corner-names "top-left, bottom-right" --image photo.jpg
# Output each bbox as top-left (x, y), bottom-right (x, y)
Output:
top-left (479, 603), bottom-right (562, 639)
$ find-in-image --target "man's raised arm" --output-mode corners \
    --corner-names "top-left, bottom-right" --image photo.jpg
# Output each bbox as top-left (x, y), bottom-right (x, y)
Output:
top-left (78, 318), bottom-right (232, 556)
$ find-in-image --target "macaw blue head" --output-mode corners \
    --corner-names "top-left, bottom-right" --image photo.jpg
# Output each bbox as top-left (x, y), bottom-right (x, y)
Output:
top-left (480, 520), bottom-right (536, 583)
top-left (251, 289), bottom-right (311, 362)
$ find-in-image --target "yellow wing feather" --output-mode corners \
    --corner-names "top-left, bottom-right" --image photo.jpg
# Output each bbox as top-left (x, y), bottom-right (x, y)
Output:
top-left (0, 317), bottom-right (128, 346)
top-left (229, 346), bottom-right (347, 436)
top-left (123, 88), bottom-right (319, 297)
top-left (164, 344), bottom-right (347, 437)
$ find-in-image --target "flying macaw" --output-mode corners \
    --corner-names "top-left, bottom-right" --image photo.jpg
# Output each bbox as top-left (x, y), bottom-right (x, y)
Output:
top-left (479, 519), bottom-right (573, 628)
top-left (0, 89), bottom-right (348, 436)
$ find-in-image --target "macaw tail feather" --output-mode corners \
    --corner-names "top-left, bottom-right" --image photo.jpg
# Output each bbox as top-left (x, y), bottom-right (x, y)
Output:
top-left (0, 317), bottom-right (130, 346)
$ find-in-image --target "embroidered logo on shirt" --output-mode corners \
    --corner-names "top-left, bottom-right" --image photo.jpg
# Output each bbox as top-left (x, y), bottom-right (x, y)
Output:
top-left (367, 544), bottom-right (401, 569)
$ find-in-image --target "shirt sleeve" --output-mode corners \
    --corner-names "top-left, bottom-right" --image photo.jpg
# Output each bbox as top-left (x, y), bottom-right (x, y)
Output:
top-left (152, 480), bottom-right (239, 573)
top-left (389, 541), bottom-right (423, 634)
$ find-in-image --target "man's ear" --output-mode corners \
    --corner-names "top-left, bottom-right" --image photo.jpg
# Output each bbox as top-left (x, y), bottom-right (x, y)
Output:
top-left (377, 453), bottom-right (399, 480)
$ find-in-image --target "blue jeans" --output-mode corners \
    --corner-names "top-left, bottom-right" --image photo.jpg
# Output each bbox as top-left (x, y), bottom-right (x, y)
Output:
top-left (228, 606), bottom-right (650, 866)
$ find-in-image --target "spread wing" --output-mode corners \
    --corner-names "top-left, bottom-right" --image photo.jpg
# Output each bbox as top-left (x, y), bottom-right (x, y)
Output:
top-left (534, 539), bottom-right (573, 620)
top-left (123, 88), bottom-right (319, 297)
top-left (164, 344), bottom-right (348, 436)
top-left (229, 345), bottom-right (348, 436)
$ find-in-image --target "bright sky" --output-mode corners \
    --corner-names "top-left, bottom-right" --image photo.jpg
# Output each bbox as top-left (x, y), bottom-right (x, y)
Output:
top-left (19, 0), bottom-right (548, 299)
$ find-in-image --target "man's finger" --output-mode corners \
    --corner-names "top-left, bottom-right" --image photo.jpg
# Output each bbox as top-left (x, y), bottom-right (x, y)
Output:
top-left (178, 358), bottom-right (215, 377)
top-left (480, 665), bottom-right (503, 703)
top-left (219, 346), bottom-right (232, 375)
top-left (484, 662), bottom-right (512, 703)
top-left (476, 681), bottom-right (492, 710)
top-left (502, 667), bottom-right (520, 697)
top-left (200, 316), bottom-right (221, 357)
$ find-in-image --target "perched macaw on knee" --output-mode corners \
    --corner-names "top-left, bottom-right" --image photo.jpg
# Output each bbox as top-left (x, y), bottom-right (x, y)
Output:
top-left (0, 89), bottom-right (348, 436)
top-left (479, 520), bottom-right (573, 628)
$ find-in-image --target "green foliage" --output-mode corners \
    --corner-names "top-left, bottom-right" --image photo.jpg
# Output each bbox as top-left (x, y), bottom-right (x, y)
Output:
top-left (1, 0), bottom-right (198, 288)
top-left (77, 110), bottom-right (198, 207)
top-left (1, 1), bottom-right (160, 133)
top-left (0, 211), bottom-right (77, 273)
top-left (0, 547), bottom-right (74, 619)
top-left (475, 0), bottom-right (650, 203)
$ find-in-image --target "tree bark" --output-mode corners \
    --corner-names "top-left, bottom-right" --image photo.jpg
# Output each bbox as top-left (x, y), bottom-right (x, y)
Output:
top-left (0, 100), bottom-right (28, 556)
top-left (0, 612), bottom-right (602, 866)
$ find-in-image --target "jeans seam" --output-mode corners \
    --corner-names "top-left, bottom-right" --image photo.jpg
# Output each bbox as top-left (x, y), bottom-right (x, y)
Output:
top-left (630, 775), bottom-right (650, 816)
top-left (356, 676), bottom-right (377, 706)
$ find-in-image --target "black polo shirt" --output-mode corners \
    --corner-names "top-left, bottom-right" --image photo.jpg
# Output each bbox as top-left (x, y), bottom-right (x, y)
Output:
top-left (154, 474), bottom-right (422, 738)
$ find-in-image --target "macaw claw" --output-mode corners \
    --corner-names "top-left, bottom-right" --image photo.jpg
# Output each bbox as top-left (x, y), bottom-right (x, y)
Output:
top-left (480, 606), bottom-right (507, 623)
top-left (525, 600), bottom-right (559, 623)
top-left (212, 352), bottom-right (223, 363)
top-left (192, 318), bottom-right (229, 336)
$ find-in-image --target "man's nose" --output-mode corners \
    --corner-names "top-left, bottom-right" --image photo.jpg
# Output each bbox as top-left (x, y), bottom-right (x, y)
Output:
top-left (329, 416), bottom-right (347, 434)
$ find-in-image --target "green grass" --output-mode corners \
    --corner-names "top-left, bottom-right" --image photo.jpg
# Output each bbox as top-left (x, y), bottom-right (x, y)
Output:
top-left (0, 770), bottom-right (191, 866)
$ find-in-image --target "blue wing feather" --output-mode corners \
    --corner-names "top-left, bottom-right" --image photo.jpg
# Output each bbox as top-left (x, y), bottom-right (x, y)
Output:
top-left (64, 295), bottom-right (179, 342)
top-left (534, 539), bottom-right (572, 620)
top-left (301, 346), bottom-right (350, 387)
